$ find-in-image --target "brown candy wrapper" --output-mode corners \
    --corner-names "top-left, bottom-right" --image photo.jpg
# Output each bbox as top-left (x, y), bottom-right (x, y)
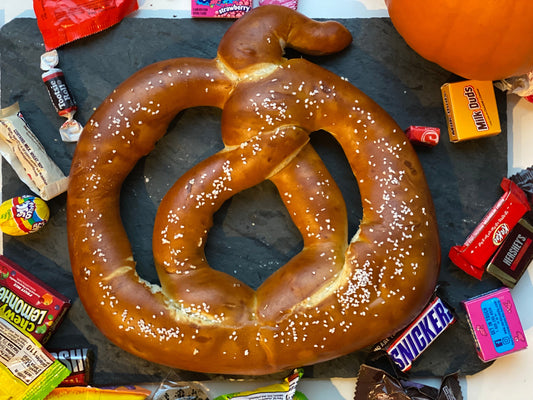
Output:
top-left (354, 351), bottom-right (463, 400)
top-left (354, 365), bottom-right (463, 400)
top-left (48, 348), bottom-right (93, 386)
top-left (510, 166), bottom-right (533, 207)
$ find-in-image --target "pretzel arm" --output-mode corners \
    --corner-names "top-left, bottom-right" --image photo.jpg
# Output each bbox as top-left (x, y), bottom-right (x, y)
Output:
top-left (257, 144), bottom-right (348, 321)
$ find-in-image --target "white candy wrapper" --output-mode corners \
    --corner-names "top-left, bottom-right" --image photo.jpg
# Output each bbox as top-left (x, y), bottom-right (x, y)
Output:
top-left (0, 103), bottom-right (69, 200)
top-left (495, 71), bottom-right (533, 99)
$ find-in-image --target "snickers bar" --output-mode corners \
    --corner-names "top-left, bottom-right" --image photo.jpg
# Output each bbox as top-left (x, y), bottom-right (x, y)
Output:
top-left (373, 296), bottom-right (456, 372)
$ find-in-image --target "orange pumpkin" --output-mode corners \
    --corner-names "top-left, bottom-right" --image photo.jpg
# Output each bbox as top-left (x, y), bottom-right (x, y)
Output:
top-left (385, 0), bottom-right (533, 80)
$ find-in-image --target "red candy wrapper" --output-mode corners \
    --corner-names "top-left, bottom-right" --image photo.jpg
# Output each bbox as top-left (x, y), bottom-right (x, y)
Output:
top-left (404, 126), bottom-right (440, 146)
top-left (0, 256), bottom-right (70, 343)
top-left (449, 177), bottom-right (531, 279)
top-left (33, 0), bottom-right (139, 50)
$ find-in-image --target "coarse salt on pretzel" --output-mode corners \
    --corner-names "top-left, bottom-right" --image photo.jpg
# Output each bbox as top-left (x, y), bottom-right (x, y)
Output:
top-left (67, 5), bottom-right (440, 375)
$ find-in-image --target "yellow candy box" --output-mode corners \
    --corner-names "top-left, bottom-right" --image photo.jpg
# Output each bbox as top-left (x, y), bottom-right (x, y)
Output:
top-left (441, 80), bottom-right (501, 142)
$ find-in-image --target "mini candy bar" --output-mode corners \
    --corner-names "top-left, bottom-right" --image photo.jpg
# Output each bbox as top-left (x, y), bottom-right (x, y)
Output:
top-left (373, 296), bottom-right (456, 372)
top-left (462, 287), bottom-right (528, 362)
top-left (486, 215), bottom-right (533, 287)
top-left (449, 177), bottom-right (531, 279)
top-left (191, 0), bottom-right (252, 18)
top-left (404, 126), bottom-right (440, 146)
top-left (48, 348), bottom-right (92, 386)
top-left (441, 80), bottom-right (501, 142)
top-left (0, 255), bottom-right (70, 344)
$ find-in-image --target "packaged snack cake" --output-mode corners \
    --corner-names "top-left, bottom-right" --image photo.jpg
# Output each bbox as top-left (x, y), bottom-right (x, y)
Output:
top-left (0, 256), bottom-right (70, 343)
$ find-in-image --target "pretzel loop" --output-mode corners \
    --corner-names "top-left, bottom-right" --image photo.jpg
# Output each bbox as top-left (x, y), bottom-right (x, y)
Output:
top-left (67, 6), bottom-right (440, 375)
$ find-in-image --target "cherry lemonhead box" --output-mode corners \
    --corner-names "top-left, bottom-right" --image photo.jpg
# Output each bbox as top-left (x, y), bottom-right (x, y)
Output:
top-left (0, 255), bottom-right (70, 343)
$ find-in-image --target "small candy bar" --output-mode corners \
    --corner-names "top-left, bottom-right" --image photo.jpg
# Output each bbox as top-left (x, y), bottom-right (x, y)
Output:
top-left (486, 215), bottom-right (533, 287)
top-left (373, 296), bottom-right (456, 372)
top-left (463, 287), bottom-right (528, 362)
top-left (0, 255), bottom-right (70, 343)
top-left (48, 348), bottom-right (92, 387)
top-left (404, 126), bottom-right (440, 146)
top-left (449, 177), bottom-right (531, 279)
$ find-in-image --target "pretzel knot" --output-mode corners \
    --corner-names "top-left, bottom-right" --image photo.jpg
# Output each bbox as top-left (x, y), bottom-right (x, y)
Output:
top-left (67, 6), bottom-right (440, 375)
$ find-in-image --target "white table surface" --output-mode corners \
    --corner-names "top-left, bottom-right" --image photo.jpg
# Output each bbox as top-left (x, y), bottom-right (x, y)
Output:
top-left (1, 1), bottom-right (532, 399)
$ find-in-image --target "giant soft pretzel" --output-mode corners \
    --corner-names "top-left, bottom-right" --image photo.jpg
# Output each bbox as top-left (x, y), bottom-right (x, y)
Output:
top-left (67, 6), bottom-right (440, 375)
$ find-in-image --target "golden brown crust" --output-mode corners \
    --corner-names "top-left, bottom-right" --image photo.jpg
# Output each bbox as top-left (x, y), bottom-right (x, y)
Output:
top-left (67, 5), bottom-right (440, 375)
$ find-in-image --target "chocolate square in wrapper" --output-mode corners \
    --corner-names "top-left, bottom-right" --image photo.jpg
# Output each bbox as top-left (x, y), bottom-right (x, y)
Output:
top-left (486, 213), bottom-right (533, 287)
top-left (48, 348), bottom-right (93, 387)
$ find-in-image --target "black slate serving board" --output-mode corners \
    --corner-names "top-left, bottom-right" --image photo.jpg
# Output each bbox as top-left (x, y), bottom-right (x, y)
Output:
top-left (0, 17), bottom-right (508, 385)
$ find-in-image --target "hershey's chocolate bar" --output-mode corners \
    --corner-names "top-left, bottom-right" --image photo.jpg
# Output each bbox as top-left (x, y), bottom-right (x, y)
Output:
top-left (487, 215), bottom-right (533, 287)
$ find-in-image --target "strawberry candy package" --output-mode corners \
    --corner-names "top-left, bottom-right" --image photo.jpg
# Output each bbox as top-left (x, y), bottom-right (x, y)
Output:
top-left (33, 0), bottom-right (139, 50)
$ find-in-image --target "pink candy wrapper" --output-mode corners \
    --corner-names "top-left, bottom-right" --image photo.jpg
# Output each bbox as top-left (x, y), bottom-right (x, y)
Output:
top-left (259, 0), bottom-right (298, 10)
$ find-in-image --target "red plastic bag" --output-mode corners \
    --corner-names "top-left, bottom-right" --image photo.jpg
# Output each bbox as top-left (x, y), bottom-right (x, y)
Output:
top-left (33, 0), bottom-right (139, 50)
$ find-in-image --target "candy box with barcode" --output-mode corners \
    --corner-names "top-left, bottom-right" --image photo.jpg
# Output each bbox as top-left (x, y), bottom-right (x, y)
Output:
top-left (462, 287), bottom-right (527, 362)
top-left (0, 255), bottom-right (70, 343)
